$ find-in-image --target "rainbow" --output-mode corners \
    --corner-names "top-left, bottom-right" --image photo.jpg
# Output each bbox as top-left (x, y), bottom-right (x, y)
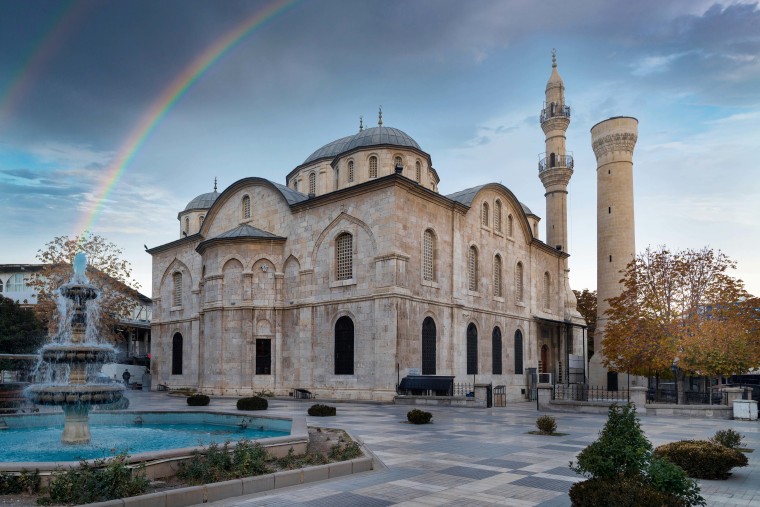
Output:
top-left (76, 0), bottom-right (298, 241)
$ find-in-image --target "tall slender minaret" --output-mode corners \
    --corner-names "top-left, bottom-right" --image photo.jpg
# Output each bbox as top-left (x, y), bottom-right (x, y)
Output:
top-left (539, 50), bottom-right (573, 252)
top-left (589, 116), bottom-right (638, 388)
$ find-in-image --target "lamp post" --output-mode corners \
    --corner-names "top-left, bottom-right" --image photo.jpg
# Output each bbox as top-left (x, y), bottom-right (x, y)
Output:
top-left (671, 359), bottom-right (679, 405)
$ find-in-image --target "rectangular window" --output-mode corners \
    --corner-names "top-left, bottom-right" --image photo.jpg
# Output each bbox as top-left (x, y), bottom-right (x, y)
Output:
top-left (256, 339), bottom-right (271, 375)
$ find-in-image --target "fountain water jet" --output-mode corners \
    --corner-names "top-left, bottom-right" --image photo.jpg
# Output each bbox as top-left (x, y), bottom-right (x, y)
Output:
top-left (25, 252), bottom-right (124, 444)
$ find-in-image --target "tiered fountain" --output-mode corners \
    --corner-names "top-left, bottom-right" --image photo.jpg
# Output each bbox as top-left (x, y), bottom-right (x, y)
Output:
top-left (25, 253), bottom-right (124, 444)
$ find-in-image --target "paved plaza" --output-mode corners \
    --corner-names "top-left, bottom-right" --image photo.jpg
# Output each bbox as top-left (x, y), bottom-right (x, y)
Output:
top-left (125, 391), bottom-right (759, 507)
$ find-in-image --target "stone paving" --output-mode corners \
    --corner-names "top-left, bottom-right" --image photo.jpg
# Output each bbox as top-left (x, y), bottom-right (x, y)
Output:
top-left (124, 391), bottom-right (760, 506)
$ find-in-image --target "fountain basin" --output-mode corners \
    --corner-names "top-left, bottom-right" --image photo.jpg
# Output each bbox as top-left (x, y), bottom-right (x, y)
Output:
top-left (39, 344), bottom-right (116, 364)
top-left (25, 384), bottom-right (124, 405)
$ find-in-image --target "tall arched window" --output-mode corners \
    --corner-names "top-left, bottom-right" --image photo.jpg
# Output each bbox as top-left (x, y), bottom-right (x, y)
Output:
top-left (493, 254), bottom-right (503, 297)
top-left (415, 161), bottom-right (421, 182)
top-left (423, 229), bottom-right (435, 282)
top-left (348, 161), bottom-right (354, 182)
top-left (550, 152), bottom-right (556, 168)
top-left (172, 333), bottom-right (183, 375)
top-left (492, 327), bottom-right (502, 374)
top-left (184, 217), bottom-right (189, 234)
top-left (481, 202), bottom-right (489, 226)
top-left (199, 215), bottom-right (204, 227)
top-left (508, 214), bottom-right (514, 237)
top-left (421, 317), bottom-right (436, 375)
top-left (394, 156), bottom-right (402, 170)
top-left (468, 246), bottom-right (478, 292)
top-left (293, 180), bottom-right (298, 191)
top-left (309, 172), bottom-right (316, 194)
top-left (336, 233), bottom-right (353, 281)
top-left (334, 316), bottom-right (354, 375)
top-left (369, 156), bottom-right (377, 178)
top-left (172, 272), bottom-right (182, 307)
top-left (515, 262), bottom-right (524, 302)
top-left (514, 329), bottom-right (523, 374)
top-left (543, 272), bottom-right (551, 309)
top-left (466, 323), bottom-right (478, 374)
top-left (242, 195), bottom-right (251, 219)
top-left (494, 200), bottom-right (502, 232)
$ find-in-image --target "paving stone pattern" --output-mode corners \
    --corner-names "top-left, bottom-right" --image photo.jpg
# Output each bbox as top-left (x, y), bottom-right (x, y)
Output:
top-left (123, 391), bottom-right (760, 506)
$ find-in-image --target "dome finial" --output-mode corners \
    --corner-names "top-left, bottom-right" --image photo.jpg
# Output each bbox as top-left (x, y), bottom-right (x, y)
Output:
top-left (359, 116), bottom-right (364, 132)
top-left (552, 48), bottom-right (557, 68)
top-left (378, 106), bottom-right (383, 127)
top-left (214, 177), bottom-right (217, 192)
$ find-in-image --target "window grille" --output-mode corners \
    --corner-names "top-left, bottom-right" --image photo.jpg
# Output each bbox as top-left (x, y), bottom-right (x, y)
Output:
top-left (184, 217), bottom-right (189, 233)
top-left (172, 272), bottom-right (182, 306)
top-left (468, 246), bottom-right (478, 291)
top-left (348, 161), bottom-right (354, 182)
top-left (242, 195), bottom-right (251, 219)
top-left (421, 317), bottom-right (436, 375)
top-left (492, 327), bottom-right (502, 374)
top-left (336, 233), bottom-right (353, 280)
top-left (309, 172), bottom-right (316, 194)
top-left (494, 200), bottom-right (502, 232)
top-left (493, 255), bottom-right (502, 297)
top-left (482, 202), bottom-right (489, 226)
top-left (516, 262), bottom-right (523, 302)
top-left (467, 323), bottom-right (478, 374)
top-left (369, 156), bottom-right (377, 178)
top-left (415, 161), bottom-right (421, 182)
top-left (394, 156), bottom-right (402, 170)
top-left (423, 229), bottom-right (435, 281)
top-left (543, 272), bottom-right (550, 309)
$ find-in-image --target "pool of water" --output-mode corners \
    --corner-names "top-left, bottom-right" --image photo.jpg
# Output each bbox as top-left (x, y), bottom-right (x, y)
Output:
top-left (0, 411), bottom-right (290, 462)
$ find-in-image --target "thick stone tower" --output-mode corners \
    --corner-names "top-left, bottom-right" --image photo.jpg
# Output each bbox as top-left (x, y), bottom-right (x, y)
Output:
top-left (588, 116), bottom-right (638, 388)
top-left (538, 50), bottom-right (573, 252)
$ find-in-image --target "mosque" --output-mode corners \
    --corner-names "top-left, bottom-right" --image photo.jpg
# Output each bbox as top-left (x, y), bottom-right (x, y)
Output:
top-left (147, 54), bottom-right (593, 401)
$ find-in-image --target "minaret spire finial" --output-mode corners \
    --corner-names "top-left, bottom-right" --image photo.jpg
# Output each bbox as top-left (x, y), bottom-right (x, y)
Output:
top-left (359, 116), bottom-right (364, 132)
top-left (378, 106), bottom-right (383, 127)
top-left (214, 177), bottom-right (217, 192)
top-left (552, 48), bottom-right (557, 68)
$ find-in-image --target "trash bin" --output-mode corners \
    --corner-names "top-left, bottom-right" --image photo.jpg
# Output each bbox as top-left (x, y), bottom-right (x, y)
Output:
top-left (141, 372), bottom-right (152, 391)
top-left (733, 399), bottom-right (758, 420)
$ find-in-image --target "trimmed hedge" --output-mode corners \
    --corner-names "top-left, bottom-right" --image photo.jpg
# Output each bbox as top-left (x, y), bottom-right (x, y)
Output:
top-left (654, 440), bottom-right (748, 479)
top-left (186, 394), bottom-right (210, 406)
top-left (237, 396), bottom-right (268, 411)
top-left (307, 404), bottom-right (336, 416)
top-left (569, 477), bottom-right (687, 507)
top-left (407, 409), bottom-right (432, 424)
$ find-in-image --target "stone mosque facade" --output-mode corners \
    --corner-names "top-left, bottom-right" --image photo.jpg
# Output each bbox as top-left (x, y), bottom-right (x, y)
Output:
top-left (148, 56), bottom-right (586, 402)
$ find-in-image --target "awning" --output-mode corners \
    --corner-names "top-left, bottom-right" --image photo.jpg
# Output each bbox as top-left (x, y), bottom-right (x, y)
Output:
top-left (533, 316), bottom-right (587, 329)
top-left (398, 375), bottom-right (454, 392)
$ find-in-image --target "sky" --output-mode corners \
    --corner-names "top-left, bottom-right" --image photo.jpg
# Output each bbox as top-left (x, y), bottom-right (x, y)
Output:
top-left (1, 0), bottom-right (759, 297)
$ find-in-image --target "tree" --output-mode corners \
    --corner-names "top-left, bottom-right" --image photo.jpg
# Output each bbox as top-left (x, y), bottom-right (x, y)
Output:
top-left (28, 234), bottom-right (141, 344)
top-left (573, 289), bottom-right (597, 357)
top-left (0, 296), bottom-right (47, 354)
top-left (603, 246), bottom-right (760, 390)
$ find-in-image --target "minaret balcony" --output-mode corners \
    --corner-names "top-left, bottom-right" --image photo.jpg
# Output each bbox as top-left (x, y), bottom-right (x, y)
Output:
top-left (539, 154), bottom-right (574, 173)
top-left (540, 105), bottom-right (571, 124)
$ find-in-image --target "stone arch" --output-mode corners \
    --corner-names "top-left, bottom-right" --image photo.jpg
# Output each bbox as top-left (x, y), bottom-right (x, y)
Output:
top-left (160, 258), bottom-right (192, 290)
top-left (222, 258), bottom-right (244, 304)
top-left (256, 318), bottom-right (273, 336)
top-left (283, 255), bottom-right (301, 300)
top-left (252, 258), bottom-right (276, 302)
top-left (311, 212), bottom-right (376, 268)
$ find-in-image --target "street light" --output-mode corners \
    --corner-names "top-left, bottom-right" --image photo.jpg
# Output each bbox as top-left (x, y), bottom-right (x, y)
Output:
top-left (671, 359), bottom-right (679, 405)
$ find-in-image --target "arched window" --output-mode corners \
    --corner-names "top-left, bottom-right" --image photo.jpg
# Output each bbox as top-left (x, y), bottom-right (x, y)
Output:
top-left (394, 156), bottom-right (402, 170)
top-left (336, 233), bottom-right (353, 281)
top-left (184, 217), bottom-right (189, 234)
top-left (543, 272), bottom-right (551, 309)
top-left (348, 161), bottom-right (354, 182)
top-left (468, 246), bottom-right (478, 292)
top-left (466, 323), bottom-right (478, 374)
top-left (293, 180), bottom-right (298, 191)
top-left (335, 168), bottom-right (340, 190)
top-left (7, 274), bottom-right (26, 292)
top-left (493, 254), bottom-right (503, 297)
top-left (423, 229), bottom-right (435, 282)
top-left (421, 317), bottom-right (436, 375)
top-left (494, 200), bottom-right (502, 232)
top-left (514, 329), bottom-right (523, 374)
top-left (415, 161), bottom-right (421, 182)
top-left (492, 327), bottom-right (502, 374)
top-left (309, 172), bottom-right (316, 195)
top-left (550, 102), bottom-right (555, 116)
top-left (481, 202), bottom-right (489, 227)
top-left (549, 152), bottom-right (556, 168)
top-left (369, 156), bottom-right (377, 178)
top-left (515, 262), bottom-right (524, 302)
top-left (172, 272), bottom-right (182, 307)
top-left (172, 333), bottom-right (183, 375)
top-left (199, 215), bottom-right (204, 227)
top-left (334, 316), bottom-right (354, 375)
top-left (242, 195), bottom-right (251, 219)
top-left (508, 214), bottom-right (514, 237)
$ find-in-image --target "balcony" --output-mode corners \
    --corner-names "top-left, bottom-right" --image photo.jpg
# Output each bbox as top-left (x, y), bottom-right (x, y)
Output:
top-left (538, 153), bottom-right (574, 173)
top-left (540, 104), bottom-right (571, 124)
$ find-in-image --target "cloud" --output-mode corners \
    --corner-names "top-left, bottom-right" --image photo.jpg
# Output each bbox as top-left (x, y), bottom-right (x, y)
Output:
top-left (631, 52), bottom-right (689, 76)
top-left (0, 168), bottom-right (38, 179)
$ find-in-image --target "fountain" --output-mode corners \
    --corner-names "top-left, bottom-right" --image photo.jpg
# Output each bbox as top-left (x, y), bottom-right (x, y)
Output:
top-left (25, 252), bottom-right (124, 444)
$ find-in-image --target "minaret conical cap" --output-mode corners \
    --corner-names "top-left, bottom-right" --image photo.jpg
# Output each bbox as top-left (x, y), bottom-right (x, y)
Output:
top-left (546, 49), bottom-right (564, 90)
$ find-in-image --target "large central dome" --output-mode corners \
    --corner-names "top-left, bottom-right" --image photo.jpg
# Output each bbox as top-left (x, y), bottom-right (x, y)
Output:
top-left (303, 126), bottom-right (421, 165)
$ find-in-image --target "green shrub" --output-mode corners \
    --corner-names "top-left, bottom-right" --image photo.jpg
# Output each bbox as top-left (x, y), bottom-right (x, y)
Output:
top-left (176, 440), bottom-right (270, 485)
top-left (654, 440), bottom-right (748, 480)
top-left (536, 415), bottom-right (557, 434)
top-left (187, 394), bottom-right (210, 406)
top-left (237, 396), bottom-right (268, 411)
top-left (569, 477), bottom-right (687, 507)
top-left (39, 453), bottom-right (149, 504)
top-left (646, 457), bottom-right (704, 507)
top-left (407, 409), bottom-right (432, 424)
top-left (307, 404), bottom-right (336, 416)
top-left (0, 470), bottom-right (40, 494)
top-left (328, 441), bottom-right (362, 461)
top-left (710, 428), bottom-right (744, 449)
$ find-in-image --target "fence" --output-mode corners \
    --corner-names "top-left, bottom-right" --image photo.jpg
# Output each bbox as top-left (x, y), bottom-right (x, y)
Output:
top-left (647, 389), bottom-right (728, 405)
top-left (553, 384), bottom-right (630, 403)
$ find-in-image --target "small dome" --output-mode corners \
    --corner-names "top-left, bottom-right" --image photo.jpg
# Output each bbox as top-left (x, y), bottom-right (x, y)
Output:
top-left (303, 135), bottom-right (354, 164)
top-left (184, 191), bottom-right (219, 211)
top-left (345, 126), bottom-right (420, 152)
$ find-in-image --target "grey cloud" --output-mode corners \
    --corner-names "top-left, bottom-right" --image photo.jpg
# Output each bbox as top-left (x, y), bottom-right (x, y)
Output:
top-left (0, 168), bottom-right (38, 179)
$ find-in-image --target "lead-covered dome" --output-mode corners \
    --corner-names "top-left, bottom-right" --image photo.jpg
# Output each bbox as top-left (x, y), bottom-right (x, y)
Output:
top-left (301, 127), bottom-right (422, 165)
top-left (184, 190), bottom-right (219, 211)
top-left (303, 135), bottom-right (354, 165)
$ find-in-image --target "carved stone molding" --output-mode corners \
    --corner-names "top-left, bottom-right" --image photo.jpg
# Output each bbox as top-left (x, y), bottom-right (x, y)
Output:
top-left (592, 132), bottom-right (637, 159)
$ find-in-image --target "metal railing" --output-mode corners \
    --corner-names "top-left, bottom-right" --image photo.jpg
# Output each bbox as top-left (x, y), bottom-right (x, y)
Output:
top-left (554, 384), bottom-right (630, 402)
top-left (453, 383), bottom-right (474, 396)
top-left (540, 105), bottom-right (571, 123)
top-left (538, 154), bottom-right (574, 172)
top-left (647, 389), bottom-right (728, 405)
